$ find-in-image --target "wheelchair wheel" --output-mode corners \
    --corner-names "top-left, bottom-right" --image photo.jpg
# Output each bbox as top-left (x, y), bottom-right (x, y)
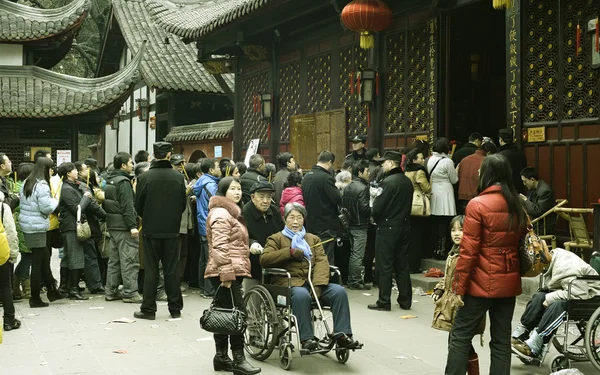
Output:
top-left (336, 347), bottom-right (350, 364)
top-left (244, 285), bottom-right (279, 361)
top-left (551, 325), bottom-right (588, 361)
top-left (584, 305), bottom-right (600, 371)
top-left (550, 355), bottom-right (569, 372)
top-left (279, 343), bottom-right (293, 371)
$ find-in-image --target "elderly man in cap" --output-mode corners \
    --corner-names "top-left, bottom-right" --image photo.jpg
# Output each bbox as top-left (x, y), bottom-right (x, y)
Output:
top-left (497, 128), bottom-right (527, 194)
top-left (345, 135), bottom-right (368, 165)
top-left (133, 142), bottom-right (187, 320)
top-left (368, 151), bottom-right (414, 312)
top-left (242, 181), bottom-right (285, 291)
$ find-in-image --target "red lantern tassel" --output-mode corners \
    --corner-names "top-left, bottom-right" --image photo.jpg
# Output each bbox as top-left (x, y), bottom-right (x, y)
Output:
top-left (350, 71), bottom-right (354, 94)
top-left (267, 121), bottom-right (271, 140)
top-left (596, 18), bottom-right (599, 52)
top-left (367, 106), bottom-right (371, 128)
top-left (576, 23), bottom-right (580, 56)
top-left (357, 73), bottom-right (361, 96)
top-left (375, 72), bottom-right (380, 95)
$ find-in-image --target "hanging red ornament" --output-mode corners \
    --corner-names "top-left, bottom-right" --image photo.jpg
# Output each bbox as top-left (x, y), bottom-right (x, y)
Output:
top-left (267, 120), bottom-right (271, 140)
top-left (375, 72), bottom-right (380, 95)
top-left (340, 0), bottom-right (393, 49)
top-left (350, 71), bottom-right (355, 94)
top-left (576, 22), bottom-right (580, 56)
top-left (357, 72), bottom-right (362, 98)
top-left (596, 17), bottom-right (599, 52)
top-left (367, 106), bottom-right (371, 127)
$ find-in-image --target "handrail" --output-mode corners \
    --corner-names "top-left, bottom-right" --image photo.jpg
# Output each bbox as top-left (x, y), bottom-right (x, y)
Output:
top-left (531, 199), bottom-right (568, 224)
top-left (554, 207), bottom-right (594, 214)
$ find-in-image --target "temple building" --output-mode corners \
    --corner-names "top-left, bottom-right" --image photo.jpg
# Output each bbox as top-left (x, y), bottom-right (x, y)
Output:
top-left (0, 0), bottom-right (143, 164)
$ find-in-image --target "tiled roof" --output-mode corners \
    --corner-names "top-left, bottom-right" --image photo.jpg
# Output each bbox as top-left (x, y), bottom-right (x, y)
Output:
top-left (0, 42), bottom-right (144, 118)
top-left (145, 0), bottom-right (273, 40)
top-left (164, 119), bottom-right (234, 142)
top-left (112, 0), bottom-right (233, 93)
top-left (0, 0), bottom-right (89, 42)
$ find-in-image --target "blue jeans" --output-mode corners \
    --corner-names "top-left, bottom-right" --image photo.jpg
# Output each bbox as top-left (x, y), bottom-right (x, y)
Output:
top-left (290, 283), bottom-right (352, 342)
top-left (15, 252), bottom-right (32, 279)
top-left (348, 228), bottom-right (367, 286)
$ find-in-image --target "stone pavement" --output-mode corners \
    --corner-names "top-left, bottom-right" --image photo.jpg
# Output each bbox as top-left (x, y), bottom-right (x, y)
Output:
top-left (1, 257), bottom-right (597, 375)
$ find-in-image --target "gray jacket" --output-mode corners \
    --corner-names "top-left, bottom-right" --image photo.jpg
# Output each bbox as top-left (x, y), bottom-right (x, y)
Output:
top-left (543, 248), bottom-right (600, 304)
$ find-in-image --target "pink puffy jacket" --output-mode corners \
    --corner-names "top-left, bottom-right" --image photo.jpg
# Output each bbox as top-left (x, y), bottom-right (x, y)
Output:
top-left (204, 196), bottom-right (251, 282)
top-left (279, 186), bottom-right (305, 216)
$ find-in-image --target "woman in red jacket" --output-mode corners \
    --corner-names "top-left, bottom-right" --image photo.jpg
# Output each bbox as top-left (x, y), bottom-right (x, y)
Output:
top-left (445, 154), bottom-right (527, 375)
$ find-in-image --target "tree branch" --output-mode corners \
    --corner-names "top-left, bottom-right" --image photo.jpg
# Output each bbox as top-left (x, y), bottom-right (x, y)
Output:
top-left (72, 43), bottom-right (96, 76)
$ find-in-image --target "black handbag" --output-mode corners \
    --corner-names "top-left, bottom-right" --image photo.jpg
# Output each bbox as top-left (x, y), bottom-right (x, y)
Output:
top-left (200, 286), bottom-right (247, 335)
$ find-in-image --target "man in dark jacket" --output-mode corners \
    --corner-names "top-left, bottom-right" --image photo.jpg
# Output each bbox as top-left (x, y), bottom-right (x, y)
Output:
top-left (452, 132), bottom-right (483, 166)
top-left (520, 167), bottom-right (556, 235)
top-left (368, 151), bottom-right (413, 311)
top-left (341, 159), bottom-right (371, 290)
top-left (239, 154), bottom-right (267, 205)
top-left (103, 152), bottom-right (142, 303)
top-left (134, 142), bottom-right (186, 320)
top-left (302, 150), bottom-right (342, 265)
top-left (0, 153), bottom-right (19, 211)
top-left (345, 135), bottom-right (368, 165)
top-left (497, 128), bottom-right (527, 194)
top-left (242, 181), bottom-right (284, 290)
top-left (273, 152), bottom-right (296, 205)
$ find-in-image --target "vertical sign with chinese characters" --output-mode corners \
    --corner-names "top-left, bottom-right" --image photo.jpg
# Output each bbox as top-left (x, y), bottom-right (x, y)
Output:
top-left (506, 0), bottom-right (521, 140)
top-left (428, 18), bottom-right (437, 146)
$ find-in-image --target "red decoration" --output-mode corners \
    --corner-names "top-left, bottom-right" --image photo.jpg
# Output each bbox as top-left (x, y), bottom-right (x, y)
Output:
top-left (367, 106), bottom-right (371, 127)
top-left (357, 72), bottom-right (361, 97)
top-left (596, 18), bottom-right (599, 52)
top-left (375, 72), bottom-right (379, 95)
top-left (350, 71), bottom-right (355, 94)
top-left (267, 120), bottom-right (271, 140)
top-left (576, 22), bottom-right (581, 56)
top-left (341, 0), bottom-right (393, 49)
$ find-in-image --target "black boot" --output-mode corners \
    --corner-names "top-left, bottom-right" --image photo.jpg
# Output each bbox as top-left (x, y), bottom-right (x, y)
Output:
top-left (29, 297), bottom-right (49, 308)
top-left (68, 269), bottom-right (89, 300)
top-left (232, 349), bottom-right (260, 375)
top-left (213, 344), bottom-right (234, 371)
top-left (57, 267), bottom-right (69, 298)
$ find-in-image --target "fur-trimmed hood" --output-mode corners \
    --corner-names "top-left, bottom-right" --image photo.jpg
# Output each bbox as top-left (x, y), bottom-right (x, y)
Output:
top-left (208, 195), bottom-right (242, 219)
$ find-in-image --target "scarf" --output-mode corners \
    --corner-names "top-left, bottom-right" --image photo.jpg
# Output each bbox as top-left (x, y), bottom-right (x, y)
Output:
top-left (282, 226), bottom-right (311, 260)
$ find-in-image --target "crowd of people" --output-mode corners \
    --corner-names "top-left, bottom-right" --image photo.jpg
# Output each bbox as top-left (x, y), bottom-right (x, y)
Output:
top-left (0, 127), bottom-right (594, 375)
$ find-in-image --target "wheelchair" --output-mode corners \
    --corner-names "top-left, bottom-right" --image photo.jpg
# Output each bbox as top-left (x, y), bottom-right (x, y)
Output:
top-left (242, 258), bottom-right (363, 370)
top-left (513, 274), bottom-right (600, 372)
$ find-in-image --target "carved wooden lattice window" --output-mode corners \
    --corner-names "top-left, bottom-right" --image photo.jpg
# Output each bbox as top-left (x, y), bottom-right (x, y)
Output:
top-left (386, 32), bottom-right (406, 133)
top-left (385, 23), bottom-right (432, 134)
top-left (242, 72), bottom-right (269, 145)
top-left (524, 0), bottom-right (600, 122)
top-left (307, 54), bottom-right (332, 113)
top-left (0, 124), bottom-right (70, 164)
top-left (278, 62), bottom-right (301, 142)
top-left (524, 0), bottom-right (559, 122)
top-left (339, 45), bottom-right (368, 136)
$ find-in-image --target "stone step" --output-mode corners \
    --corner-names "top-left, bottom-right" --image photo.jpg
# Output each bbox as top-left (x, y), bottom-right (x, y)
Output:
top-left (416, 258), bottom-right (542, 299)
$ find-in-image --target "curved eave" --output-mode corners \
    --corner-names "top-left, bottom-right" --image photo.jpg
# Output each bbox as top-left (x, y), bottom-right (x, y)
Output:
top-left (0, 0), bottom-right (90, 43)
top-left (145, 0), bottom-right (274, 40)
top-left (0, 41), bottom-right (146, 119)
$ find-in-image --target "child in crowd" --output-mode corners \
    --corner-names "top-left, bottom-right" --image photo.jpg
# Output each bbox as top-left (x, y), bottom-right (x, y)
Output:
top-left (279, 171), bottom-right (304, 216)
top-left (432, 215), bottom-right (483, 375)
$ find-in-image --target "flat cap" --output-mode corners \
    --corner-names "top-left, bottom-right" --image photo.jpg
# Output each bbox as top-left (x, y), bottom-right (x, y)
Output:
top-left (153, 142), bottom-right (173, 154)
top-left (375, 150), bottom-right (403, 163)
top-left (350, 135), bottom-right (367, 143)
top-left (250, 181), bottom-right (275, 194)
top-left (170, 154), bottom-right (185, 165)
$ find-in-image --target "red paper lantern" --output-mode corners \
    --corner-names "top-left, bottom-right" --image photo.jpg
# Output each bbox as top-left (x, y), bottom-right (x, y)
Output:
top-left (341, 0), bottom-right (393, 49)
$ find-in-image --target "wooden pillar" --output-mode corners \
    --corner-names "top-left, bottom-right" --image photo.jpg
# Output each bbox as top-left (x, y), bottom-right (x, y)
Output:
top-left (268, 44), bottom-right (280, 163)
top-left (593, 203), bottom-right (600, 254)
top-left (233, 63), bottom-right (243, 161)
top-left (506, 0), bottom-right (522, 146)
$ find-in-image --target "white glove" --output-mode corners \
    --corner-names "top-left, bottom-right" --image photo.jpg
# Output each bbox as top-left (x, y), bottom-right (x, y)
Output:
top-left (249, 242), bottom-right (264, 255)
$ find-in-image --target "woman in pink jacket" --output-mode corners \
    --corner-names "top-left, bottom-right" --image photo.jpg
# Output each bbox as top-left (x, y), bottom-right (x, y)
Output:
top-left (279, 171), bottom-right (304, 216)
top-left (205, 176), bottom-right (260, 375)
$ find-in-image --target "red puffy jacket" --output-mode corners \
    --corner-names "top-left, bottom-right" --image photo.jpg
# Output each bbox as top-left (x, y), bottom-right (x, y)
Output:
top-left (453, 185), bottom-right (525, 298)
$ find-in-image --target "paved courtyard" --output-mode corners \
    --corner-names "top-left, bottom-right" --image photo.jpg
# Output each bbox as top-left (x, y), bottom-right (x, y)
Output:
top-left (1, 257), bottom-right (597, 375)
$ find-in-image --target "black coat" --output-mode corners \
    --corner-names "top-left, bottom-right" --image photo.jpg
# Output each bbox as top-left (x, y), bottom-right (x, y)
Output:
top-left (242, 201), bottom-right (285, 279)
top-left (135, 159), bottom-right (186, 238)
top-left (452, 142), bottom-right (478, 166)
top-left (524, 180), bottom-right (556, 234)
top-left (59, 179), bottom-right (106, 233)
top-left (302, 165), bottom-right (342, 233)
top-left (341, 177), bottom-right (371, 228)
top-left (0, 176), bottom-right (19, 211)
top-left (77, 179), bottom-right (105, 237)
top-left (497, 142), bottom-right (528, 194)
top-left (372, 167), bottom-right (413, 228)
top-left (240, 168), bottom-right (267, 205)
top-left (345, 150), bottom-right (368, 165)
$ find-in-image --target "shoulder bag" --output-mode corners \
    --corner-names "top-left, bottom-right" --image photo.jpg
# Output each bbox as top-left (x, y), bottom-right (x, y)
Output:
top-left (519, 214), bottom-right (551, 277)
top-left (200, 286), bottom-right (247, 335)
top-left (410, 172), bottom-right (431, 217)
top-left (76, 205), bottom-right (91, 241)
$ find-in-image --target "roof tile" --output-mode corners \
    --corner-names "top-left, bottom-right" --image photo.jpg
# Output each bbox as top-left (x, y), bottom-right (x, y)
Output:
top-left (164, 119), bottom-right (234, 142)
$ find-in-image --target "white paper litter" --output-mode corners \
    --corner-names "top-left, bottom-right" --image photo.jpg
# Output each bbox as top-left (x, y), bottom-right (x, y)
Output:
top-left (89, 307), bottom-right (104, 310)
top-left (394, 356), bottom-right (407, 359)
top-left (196, 337), bottom-right (212, 342)
top-left (166, 318), bottom-right (182, 322)
top-left (150, 324), bottom-right (159, 329)
top-left (362, 293), bottom-right (372, 296)
top-left (112, 317), bottom-right (136, 324)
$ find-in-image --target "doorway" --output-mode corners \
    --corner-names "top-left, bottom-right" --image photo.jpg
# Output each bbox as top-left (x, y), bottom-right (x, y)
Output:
top-left (444, 1), bottom-right (506, 145)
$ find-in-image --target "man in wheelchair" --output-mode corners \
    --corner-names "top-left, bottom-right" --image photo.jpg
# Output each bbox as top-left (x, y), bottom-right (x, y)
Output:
top-left (511, 248), bottom-right (600, 360)
top-left (260, 203), bottom-right (361, 352)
